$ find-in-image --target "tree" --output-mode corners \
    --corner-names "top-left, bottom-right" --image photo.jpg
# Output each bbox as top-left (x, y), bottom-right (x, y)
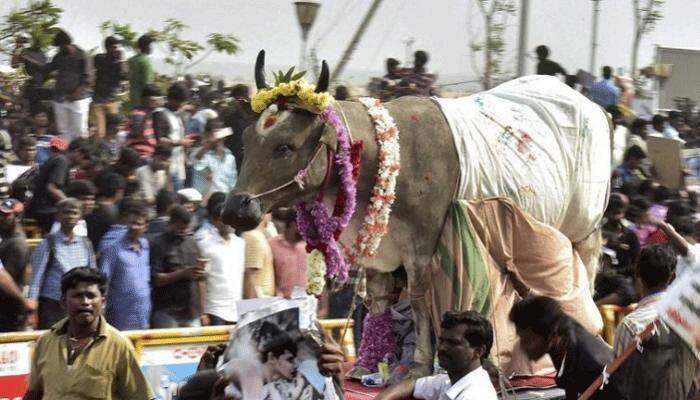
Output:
top-left (631, 0), bottom-right (664, 81)
top-left (101, 18), bottom-right (240, 76)
top-left (469, 0), bottom-right (516, 90)
top-left (0, 0), bottom-right (62, 56)
top-left (99, 20), bottom-right (139, 50)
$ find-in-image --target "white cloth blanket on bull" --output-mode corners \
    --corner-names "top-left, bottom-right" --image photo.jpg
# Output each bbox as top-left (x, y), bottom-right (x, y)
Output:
top-left (428, 76), bottom-right (609, 377)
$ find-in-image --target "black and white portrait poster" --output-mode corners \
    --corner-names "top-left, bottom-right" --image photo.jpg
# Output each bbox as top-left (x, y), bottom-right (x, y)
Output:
top-left (223, 298), bottom-right (340, 400)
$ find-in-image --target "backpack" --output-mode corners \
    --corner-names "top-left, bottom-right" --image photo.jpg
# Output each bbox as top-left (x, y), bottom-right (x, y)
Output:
top-left (10, 165), bottom-right (39, 204)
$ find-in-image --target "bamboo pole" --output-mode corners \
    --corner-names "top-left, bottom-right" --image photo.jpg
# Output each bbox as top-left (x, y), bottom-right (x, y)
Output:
top-left (331, 0), bottom-right (384, 83)
top-left (577, 322), bottom-right (655, 400)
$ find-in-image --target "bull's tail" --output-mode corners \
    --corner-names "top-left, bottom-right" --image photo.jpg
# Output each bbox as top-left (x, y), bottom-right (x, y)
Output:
top-left (573, 229), bottom-right (603, 293)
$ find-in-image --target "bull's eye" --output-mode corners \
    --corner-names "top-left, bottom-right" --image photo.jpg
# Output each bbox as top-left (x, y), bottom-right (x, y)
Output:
top-left (274, 144), bottom-right (294, 157)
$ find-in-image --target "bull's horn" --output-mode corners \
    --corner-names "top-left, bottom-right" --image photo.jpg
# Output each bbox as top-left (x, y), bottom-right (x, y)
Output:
top-left (255, 50), bottom-right (269, 90)
top-left (315, 60), bottom-right (329, 93)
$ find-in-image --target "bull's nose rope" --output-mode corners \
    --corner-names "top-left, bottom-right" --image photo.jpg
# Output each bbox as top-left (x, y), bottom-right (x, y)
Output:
top-left (247, 142), bottom-right (327, 200)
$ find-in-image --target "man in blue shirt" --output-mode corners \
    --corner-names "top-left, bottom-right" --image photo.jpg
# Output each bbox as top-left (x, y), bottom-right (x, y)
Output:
top-left (590, 66), bottom-right (620, 108)
top-left (96, 197), bottom-right (141, 256)
top-left (28, 198), bottom-right (97, 328)
top-left (191, 120), bottom-right (238, 200)
top-left (100, 207), bottom-right (151, 330)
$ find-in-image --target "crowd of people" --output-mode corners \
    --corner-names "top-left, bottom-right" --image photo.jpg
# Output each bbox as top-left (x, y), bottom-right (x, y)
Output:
top-left (0, 28), bottom-right (318, 335)
top-left (2, 27), bottom-right (700, 399)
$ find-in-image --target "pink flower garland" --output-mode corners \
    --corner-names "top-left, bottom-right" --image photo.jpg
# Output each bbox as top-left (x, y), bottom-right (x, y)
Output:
top-left (296, 106), bottom-right (356, 282)
top-left (355, 309), bottom-right (396, 371)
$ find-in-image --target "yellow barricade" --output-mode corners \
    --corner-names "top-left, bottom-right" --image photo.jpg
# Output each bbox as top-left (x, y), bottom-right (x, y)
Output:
top-left (0, 319), bottom-right (355, 361)
top-left (0, 319), bottom-right (354, 397)
top-left (598, 304), bottom-right (637, 345)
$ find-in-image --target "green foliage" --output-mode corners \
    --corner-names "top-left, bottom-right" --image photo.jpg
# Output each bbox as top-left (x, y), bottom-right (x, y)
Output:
top-left (631, 0), bottom-right (665, 82)
top-left (0, 0), bottom-right (63, 54)
top-left (158, 18), bottom-right (204, 63)
top-left (100, 18), bottom-right (240, 75)
top-left (272, 67), bottom-right (307, 85)
top-left (207, 33), bottom-right (240, 55)
top-left (470, 0), bottom-right (516, 89)
top-left (636, 0), bottom-right (664, 34)
top-left (99, 20), bottom-right (138, 49)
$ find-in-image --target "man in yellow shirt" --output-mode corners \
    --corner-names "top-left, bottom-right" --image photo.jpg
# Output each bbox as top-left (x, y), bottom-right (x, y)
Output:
top-left (243, 213), bottom-right (276, 298)
top-left (24, 267), bottom-right (154, 400)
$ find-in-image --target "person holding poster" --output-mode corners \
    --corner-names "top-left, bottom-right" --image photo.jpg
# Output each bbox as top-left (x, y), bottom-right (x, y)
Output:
top-left (614, 244), bottom-right (700, 399)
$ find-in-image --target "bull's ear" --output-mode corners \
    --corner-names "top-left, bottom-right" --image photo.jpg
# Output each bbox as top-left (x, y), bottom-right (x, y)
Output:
top-left (319, 121), bottom-right (338, 152)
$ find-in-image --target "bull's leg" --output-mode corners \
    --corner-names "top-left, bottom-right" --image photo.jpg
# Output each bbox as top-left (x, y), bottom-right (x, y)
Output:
top-left (573, 229), bottom-right (603, 292)
top-left (405, 262), bottom-right (433, 379)
top-left (350, 270), bottom-right (396, 374)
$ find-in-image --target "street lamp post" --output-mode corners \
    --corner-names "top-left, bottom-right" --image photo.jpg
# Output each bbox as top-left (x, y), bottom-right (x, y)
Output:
top-left (590, 0), bottom-right (601, 74)
top-left (294, 1), bottom-right (321, 71)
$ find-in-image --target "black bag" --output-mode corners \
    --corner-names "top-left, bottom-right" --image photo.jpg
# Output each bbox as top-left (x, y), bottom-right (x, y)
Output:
top-left (10, 165), bottom-right (39, 204)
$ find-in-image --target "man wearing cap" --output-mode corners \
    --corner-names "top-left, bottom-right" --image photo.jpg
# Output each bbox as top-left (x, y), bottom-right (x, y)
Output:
top-left (191, 119), bottom-right (237, 200)
top-left (0, 198), bottom-right (34, 332)
top-left (91, 36), bottom-right (128, 139)
top-left (177, 188), bottom-right (204, 232)
top-left (27, 136), bottom-right (70, 233)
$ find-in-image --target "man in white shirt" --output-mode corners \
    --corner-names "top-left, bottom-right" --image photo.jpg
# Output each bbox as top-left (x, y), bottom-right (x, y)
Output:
top-left (606, 105), bottom-right (628, 169)
top-left (195, 202), bottom-right (245, 325)
top-left (135, 143), bottom-right (172, 206)
top-left (375, 311), bottom-right (497, 400)
top-left (153, 83), bottom-right (192, 191)
top-left (650, 114), bottom-right (685, 143)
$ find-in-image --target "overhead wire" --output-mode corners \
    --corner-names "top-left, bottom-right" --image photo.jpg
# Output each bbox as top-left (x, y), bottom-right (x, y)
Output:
top-left (312, 0), bottom-right (356, 52)
top-left (367, 1), bottom-right (403, 68)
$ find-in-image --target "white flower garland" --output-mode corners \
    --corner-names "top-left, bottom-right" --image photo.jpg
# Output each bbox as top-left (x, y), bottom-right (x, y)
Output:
top-left (345, 97), bottom-right (401, 263)
top-left (306, 249), bottom-right (327, 295)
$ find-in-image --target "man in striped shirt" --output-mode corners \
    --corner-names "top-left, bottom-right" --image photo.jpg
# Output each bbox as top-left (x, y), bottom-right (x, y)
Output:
top-left (28, 198), bottom-right (97, 328)
top-left (612, 244), bottom-right (674, 355)
top-left (614, 244), bottom-right (700, 399)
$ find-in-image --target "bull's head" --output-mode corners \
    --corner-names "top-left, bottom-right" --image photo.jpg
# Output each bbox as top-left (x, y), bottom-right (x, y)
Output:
top-left (222, 50), bottom-right (335, 231)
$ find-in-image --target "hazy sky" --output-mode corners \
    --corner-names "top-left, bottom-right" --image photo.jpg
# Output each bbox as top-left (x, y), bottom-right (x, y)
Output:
top-left (2, 0), bottom-right (699, 82)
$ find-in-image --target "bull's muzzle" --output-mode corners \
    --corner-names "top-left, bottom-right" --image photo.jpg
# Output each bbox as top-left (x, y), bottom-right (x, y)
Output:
top-left (221, 194), bottom-right (262, 232)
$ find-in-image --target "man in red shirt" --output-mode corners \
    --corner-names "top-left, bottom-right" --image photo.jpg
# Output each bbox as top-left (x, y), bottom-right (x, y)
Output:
top-left (269, 209), bottom-right (307, 298)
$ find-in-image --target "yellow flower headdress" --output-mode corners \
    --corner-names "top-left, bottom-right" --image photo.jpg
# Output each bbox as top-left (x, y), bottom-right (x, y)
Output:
top-left (251, 67), bottom-right (334, 114)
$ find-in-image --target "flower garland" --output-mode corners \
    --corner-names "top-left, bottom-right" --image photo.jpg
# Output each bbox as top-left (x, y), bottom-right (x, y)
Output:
top-left (345, 97), bottom-right (401, 264)
top-left (296, 106), bottom-right (357, 283)
top-left (306, 249), bottom-right (327, 295)
top-left (252, 80), bottom-right (400, 287)
top-left (251, 80), bottom-right (333, 114)
top-left (355, 309), bottom-right (396, 371)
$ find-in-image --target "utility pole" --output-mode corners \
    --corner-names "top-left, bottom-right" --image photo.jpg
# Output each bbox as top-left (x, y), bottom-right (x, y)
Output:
top-left (402, 37), bottom-right (415, 65)
top-left (589, 0), bottom-right (601, 73)
top-left (294, 1), bottom-right (321, 72)
top-left (331, 0), bottom-right (384, 83)
top-left (516, 0), bottom-right (529, 76)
